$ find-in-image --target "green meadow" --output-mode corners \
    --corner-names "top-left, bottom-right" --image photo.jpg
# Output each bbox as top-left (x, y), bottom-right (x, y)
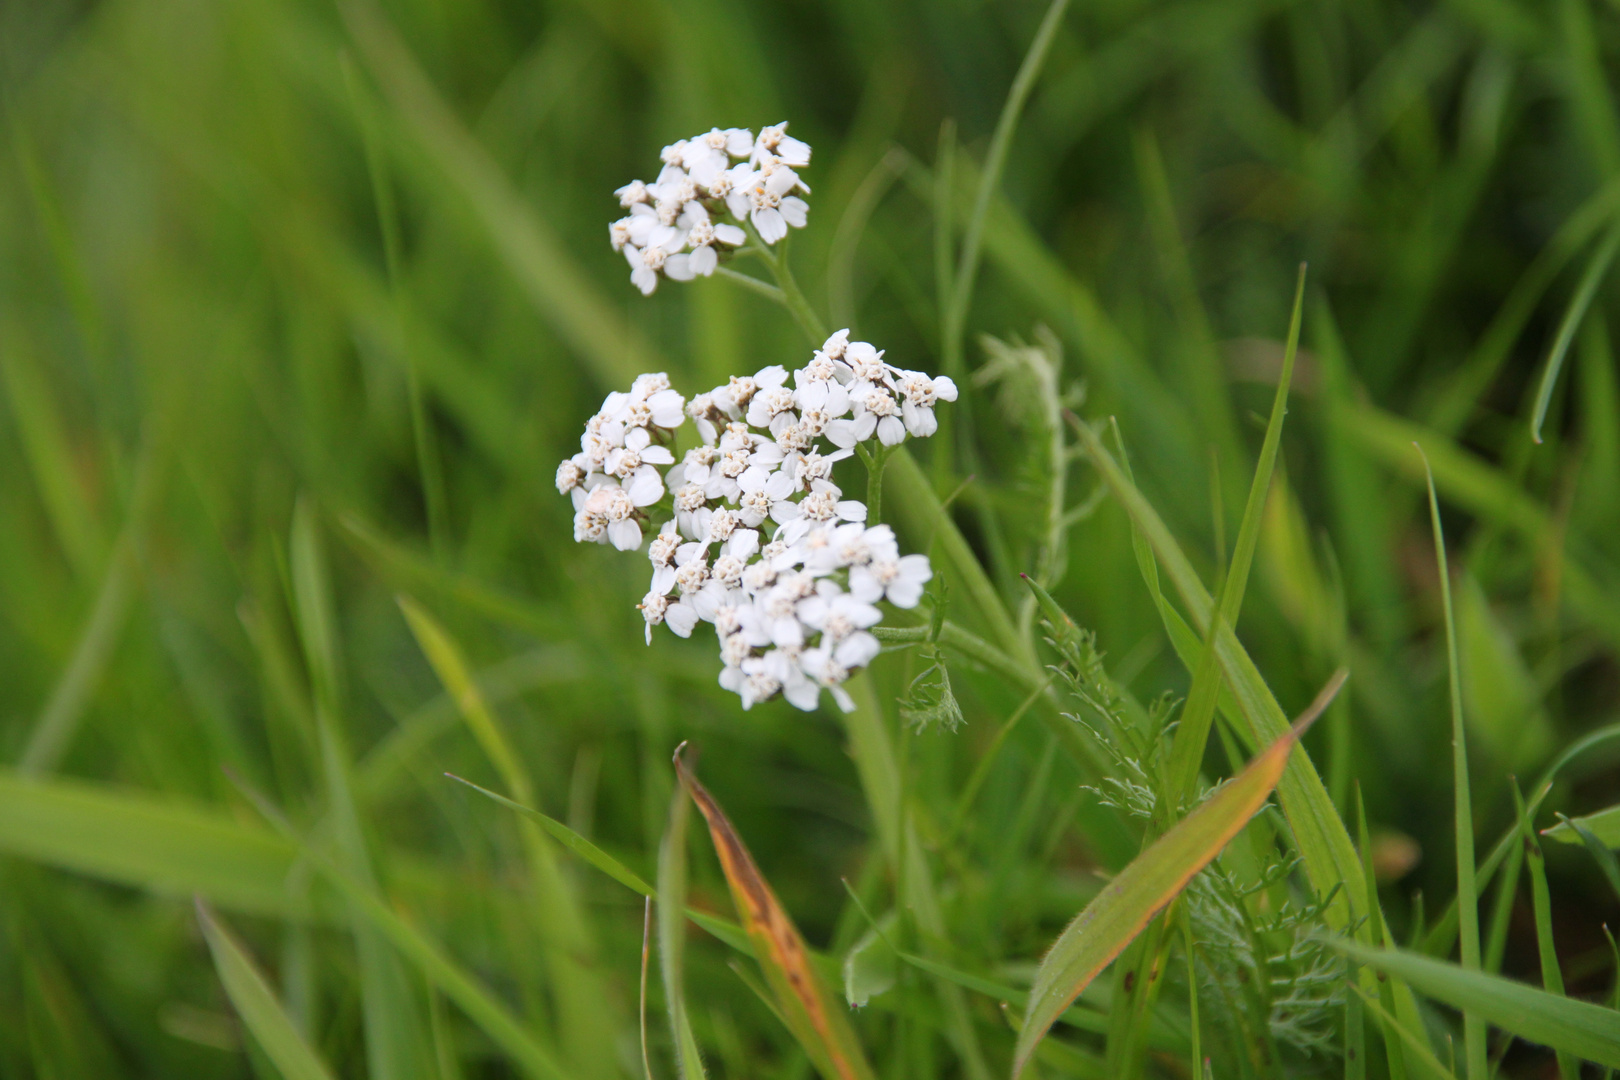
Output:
top-left (2, 0), bottom-right (1620, 1076)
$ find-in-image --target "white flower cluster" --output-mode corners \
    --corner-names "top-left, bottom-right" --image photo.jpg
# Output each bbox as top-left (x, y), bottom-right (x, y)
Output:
top-left (555, 330), bottom-right (957, 713)
top-left (609, 123), bottom-right (812, 295)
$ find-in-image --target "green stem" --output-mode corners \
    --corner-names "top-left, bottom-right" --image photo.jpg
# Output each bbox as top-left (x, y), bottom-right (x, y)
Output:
top-left (858, 443), bottom-right (892, 523)
top-left (713, 265), bottom-right (784, 304)
top-left (748, 231), bottom-right (827, 345)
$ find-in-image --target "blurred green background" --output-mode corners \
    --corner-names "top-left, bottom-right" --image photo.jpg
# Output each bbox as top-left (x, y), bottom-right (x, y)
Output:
top-left (2, 0), bottom-right (1619, 1074)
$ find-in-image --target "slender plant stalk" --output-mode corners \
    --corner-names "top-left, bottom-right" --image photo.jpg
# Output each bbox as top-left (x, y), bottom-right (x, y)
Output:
top-left (1420, 447), bottom-right (1486, 1080)
top-left (941, 0), bottom-right (1072, 387)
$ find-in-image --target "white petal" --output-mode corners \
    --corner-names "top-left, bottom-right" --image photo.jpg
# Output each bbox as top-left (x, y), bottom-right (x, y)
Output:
top-left (689, 245), bottom-right (717, 277)
top-left (836, 500), bottom-right (867, 523)
top-left (876, 415), bottom-right (906, 446)
top-left (653, 566), bottom-right (676, 594)
top-left (770, 617), bottom-right (804, 648)
top-left (903, 400), bottom-right (938, 438)
top-left (628, 466), bottom-right (664, 506)
top-left (664, 253), bottom-right (695, 282)
top-left (755, 364), bottom-right (789, 388)
top-left (835, 631), bottom-right (880, 669)
top-left (848, 567), bottom-right (882, 604)
top-left (824, 420), bottom-right (858, 449)
top-left (641, 445), bottom-right (675, 465)
top-left (631, 266), bottom-right (658, 295)
top-left (831, 685), bottom-right (856, 713)
top-left (778, 135), bottom-right (812, 167)
top-left (766, 168), bottom-right (799, 197)
top-left (608, 518), bottom-right (643, 551)
top-left (726, 530), bottom-right (759, 560)
top-left (764, 472), bottom-right (796, 500)
top-left (625, 427), bottom-right (651, 452)
top-left (725, 191), bottom-right (750, 219)
top-left (934, 375), bottom-right (958, 401)
top-left (752, 207), bottom-right (787, 245)
top-left (779, 196), bottom-right (808, 229)
top-left (854, 413), bottom-right (877, 441)
top-left (750, 443), bottom-right (785, 466)
top-left (713, 223), bottom-right (746, 246)
top-left (888, 579), bottom-right (926, 608)
top-left (797, 381), bottom-right (829, 410)
top-left (666, 603), bottom-right (698, 637)
top-left (783, 678), bottom-right (821, 711)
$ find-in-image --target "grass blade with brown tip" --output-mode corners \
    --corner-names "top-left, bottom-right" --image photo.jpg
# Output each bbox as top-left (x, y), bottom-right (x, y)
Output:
top-left (1012, 671), bottom-right (1345, 1076)
top-left (675, 750), bottom-right (876, 1080)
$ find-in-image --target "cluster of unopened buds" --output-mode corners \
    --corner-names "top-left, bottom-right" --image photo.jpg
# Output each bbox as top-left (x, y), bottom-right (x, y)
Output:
top-left (609, 123), bottom-right (812, 295)
top-left (556, 331), bottom-right (956, 712)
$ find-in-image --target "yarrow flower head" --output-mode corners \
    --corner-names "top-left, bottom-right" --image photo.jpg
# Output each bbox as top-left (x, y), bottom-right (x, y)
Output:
top-left (609, 123), bottom-right (812, 295)
top-left (556, 331), bottom-right (951, 713)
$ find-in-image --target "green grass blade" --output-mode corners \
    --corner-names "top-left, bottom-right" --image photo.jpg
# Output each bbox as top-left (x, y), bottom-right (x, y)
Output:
top-left (658, 759), bottom-right (707, 1079)
top-left (1325, 941), bottom-right (1620, 1069)
top-left (1346, 982), bottom-right (1456, 1080)
top-left (1557, 814), bottom-right (1620, 900)
top-left (1013, 692), bottom-right (1334, 1075)
top-left (1512, 783), bottom-right (1579, 1080)
top-left (1072, 417), bottom-right (1365, 925)
top-left (1542, 804), bottom-right (1620, 846)
top-left (1165, 264), bottom-right (1306, 803)
top-left (17, 534), bottom-right (136, 777)
top-left (942, 0), bottom-right (1072, 384)
top-left (446, 773), bottom-right (754, 957)
top-left (677, 750), bottom-right (877, 1080)
top-left (399, 596), bottom-right (532, 803)
top-left (291, 504), bottom-right (432, 1080)
top-left (339, 0), bottom-right (655, 391)
top-left (1418, 446), bottom-right (1486, 1080)
top-left (1531, 218), bottom-right (1620, 443)
top-left (196, 900), bottom-right (339, 1080)
top-left (232, 780), bottom-right (572, 1080)
top-left (448, 773), bottom-right (653, 896)
top-left (399, 594), bottom-right (614, 1074)
top-left (0, 330), bottom-right (104, 578)
top-left (0, 771), bottom-right (302, 917)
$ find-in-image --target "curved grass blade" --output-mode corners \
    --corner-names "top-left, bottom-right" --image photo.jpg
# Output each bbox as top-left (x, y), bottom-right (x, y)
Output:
top-left (196, 899), bottom-right (338, 1080)
top-left (0, 771), bottom-right (303, 918)
top-left (1419, 446), bottom-right (1486, 1080)
top-left (1556, 813), bottom-right (1620, 901)
top-left (1543, 803), bottom-right (1620, 847)
top-left (1513, 784), bottom-right (1580, 1080)
top-left (1165, 263), bottom-right (1306, 804)
top-left (447, 773), bottom-right (653, 896)
top-left (444, 772), bottom-right (752, 955)
top-left (1532, 218), bottom-right (1620, 443)
top-left (1012, 672), bottom-right (1345, 1076)
top-left (1325, 940), bottom-right (1620, 1069)
top-left (675, 749), bottom-right (876, 1080)
top-left (658, 759), bottom-right (707, 1079)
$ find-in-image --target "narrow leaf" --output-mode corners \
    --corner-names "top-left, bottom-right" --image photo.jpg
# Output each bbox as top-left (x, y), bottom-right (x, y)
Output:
top-left (1543, 803), bottom-right (1620, 847)
top-left (675, 750), bottom-right (876, 1080)
top-left (1532, 218), bottom-right (1620, 443)
top-left (0, 771), bottom-right (302, 918)
top-left (447, 773), bottom-right (653, 895)
top-left (658, 760), bottom-right (707, 1078)
top-left (197, 900), bottom-right (339, 1080)
top-left (1325, 941), bottom-right (1620, 1068)
top-left (1165, 264), bottom-right (1306, 802)
top-left (1012, 673), bottom-right (1344, 1075)
top-left (1514, 784), bottom-right (1580, 1080)
top-left (1419, 446), bottom-right (1486, 1080)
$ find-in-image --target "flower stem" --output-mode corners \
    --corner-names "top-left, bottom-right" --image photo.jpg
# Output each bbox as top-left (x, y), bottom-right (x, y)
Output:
top-left (857, 443), bottom-right (892, 523)
top-left (742, 227), bottom-right (828, 346)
